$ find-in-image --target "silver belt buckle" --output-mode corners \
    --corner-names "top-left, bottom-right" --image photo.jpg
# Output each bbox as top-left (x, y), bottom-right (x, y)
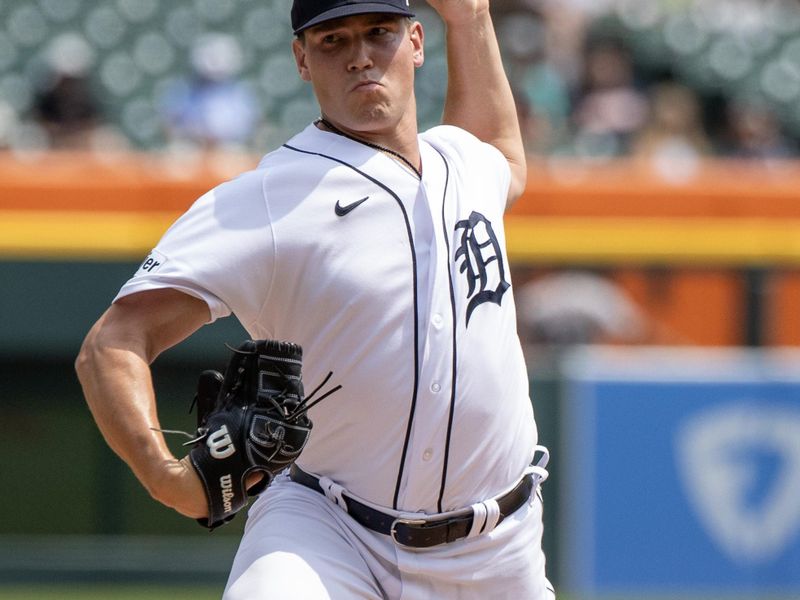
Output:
top-left (390, 517), bottom-right (427, 546)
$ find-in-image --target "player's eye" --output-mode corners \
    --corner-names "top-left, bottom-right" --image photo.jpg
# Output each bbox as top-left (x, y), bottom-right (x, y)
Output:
top-left (369, 27), bottom-right (389, 36)
top-left (321, 33), bottom-right (341, 45)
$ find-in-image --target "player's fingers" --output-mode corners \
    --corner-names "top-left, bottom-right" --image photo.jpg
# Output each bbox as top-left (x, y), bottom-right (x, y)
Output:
top-left (244, 471), bottom-right (269, 496)
top-left (246, 471), bottom-right (265, 490)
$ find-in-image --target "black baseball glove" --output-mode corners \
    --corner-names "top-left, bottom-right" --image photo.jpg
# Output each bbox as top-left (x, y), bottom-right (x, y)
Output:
top-left (185, 339), bottom-right (337, 530)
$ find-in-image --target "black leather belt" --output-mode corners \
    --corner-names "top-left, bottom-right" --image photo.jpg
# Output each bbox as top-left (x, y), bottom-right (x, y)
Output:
top-left (289, 464), bottom-right (534, 548)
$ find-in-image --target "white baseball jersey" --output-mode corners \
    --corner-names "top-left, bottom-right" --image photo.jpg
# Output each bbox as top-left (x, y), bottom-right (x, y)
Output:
top-left (117, 123), bottom-right (538, 514)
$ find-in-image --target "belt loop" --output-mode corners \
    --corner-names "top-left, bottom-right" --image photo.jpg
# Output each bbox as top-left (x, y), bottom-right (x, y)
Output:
top-left (467, 502), bottom-right (488, 538)
top-left (525, 445), bottom-right (550, 485)
top-left (481, 499), bottom-right (501, 534)
top-left (318, 476), bottom-right (348, 512)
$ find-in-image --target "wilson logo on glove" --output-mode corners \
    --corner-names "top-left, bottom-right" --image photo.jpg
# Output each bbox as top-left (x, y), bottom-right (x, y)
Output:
top-left (207, 425), bottom-right (236, 459)
top-left (220, 474), bottom-right (235, 513)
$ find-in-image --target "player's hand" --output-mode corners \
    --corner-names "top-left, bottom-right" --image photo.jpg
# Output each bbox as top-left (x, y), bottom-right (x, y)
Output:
top-left (425, 0), bottom-right (490, 26)
top-left (151, 456), bottom-right (210, 519)
top-left (150, 456), bottom-right (265, 520)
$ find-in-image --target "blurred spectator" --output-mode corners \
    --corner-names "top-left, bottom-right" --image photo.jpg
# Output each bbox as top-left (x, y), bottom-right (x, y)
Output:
top-left (533, 0), bottom-right (616, 88)
top-left (513, 89), bottom-right (540, 153)
top-left (31, 33), bottom-right (124, 151)
top-left (515, 271), bottom-right (652, 345)
top-left (498, 8), bottom-right (571, 153)
top-left (722, 99), bottom-right (796, 160)
top-left (631, 81), bottom-right (712, 180)
top-left (159, 33), bottom-right (259, 152)
top-left (0, 101), bottom-right (16, 149)
top-left (570, 37), bottom-right (649, 157)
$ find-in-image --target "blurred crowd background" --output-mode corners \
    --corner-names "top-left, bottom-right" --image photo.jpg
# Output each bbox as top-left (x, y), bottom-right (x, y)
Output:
top-left (2, 1), bottom-right (800, 599)
top-left (2, 0), bottom-right (799, 161)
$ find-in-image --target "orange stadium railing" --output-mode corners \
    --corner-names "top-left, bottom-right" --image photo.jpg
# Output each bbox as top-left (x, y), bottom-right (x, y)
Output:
top-left (2, 152), bottom-right (800, 346)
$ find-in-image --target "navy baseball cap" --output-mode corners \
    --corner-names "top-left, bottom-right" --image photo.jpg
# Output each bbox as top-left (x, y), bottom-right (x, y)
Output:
top-left (292, 0), bottom-right (415, 34)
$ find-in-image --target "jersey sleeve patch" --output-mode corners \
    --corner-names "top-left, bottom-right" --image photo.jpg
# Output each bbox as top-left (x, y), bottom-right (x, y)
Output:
top-left (134, 250), bottom-right (168, 277)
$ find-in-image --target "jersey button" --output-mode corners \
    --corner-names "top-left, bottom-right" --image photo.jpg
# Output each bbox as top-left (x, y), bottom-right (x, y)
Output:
top-left (431, 382), bottom-right (441, 393)
top-left (431, 314), bottom-right (443, 329)
top-left (422, 449), bottom-right (433, 461)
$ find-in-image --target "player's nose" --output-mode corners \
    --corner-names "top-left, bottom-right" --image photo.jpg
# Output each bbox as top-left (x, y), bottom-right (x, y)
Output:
top-left (347, 39), bottom-right (373, 71)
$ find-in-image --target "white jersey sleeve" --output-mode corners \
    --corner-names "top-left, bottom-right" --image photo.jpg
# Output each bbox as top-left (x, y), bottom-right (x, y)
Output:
top-left (115, 169), bottom-right (273, 329)
top-left (419, 125), bottom-right (512, 213)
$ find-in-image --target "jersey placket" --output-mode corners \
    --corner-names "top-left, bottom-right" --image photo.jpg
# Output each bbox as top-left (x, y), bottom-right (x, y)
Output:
top-left (394, 147), bottom-right (457, 513)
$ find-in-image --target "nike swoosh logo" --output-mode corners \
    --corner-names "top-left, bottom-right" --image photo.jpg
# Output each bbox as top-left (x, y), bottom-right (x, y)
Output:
top-left (335, 196), bottom-right (369, 217)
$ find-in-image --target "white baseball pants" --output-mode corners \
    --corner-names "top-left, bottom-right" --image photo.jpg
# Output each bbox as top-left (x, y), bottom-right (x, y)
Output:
top-left (223, 473), bottom-right (555, 600)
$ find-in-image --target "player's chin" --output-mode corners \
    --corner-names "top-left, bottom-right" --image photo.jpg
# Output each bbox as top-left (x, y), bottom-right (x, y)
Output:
top-left (349, 89), bottom-right (390, 113)
top-left (354, 97), bottom-right (395, 125)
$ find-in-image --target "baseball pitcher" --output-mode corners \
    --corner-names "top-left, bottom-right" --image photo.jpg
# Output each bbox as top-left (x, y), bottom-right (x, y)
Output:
top-left (76, 0), bottom-right (555, 597)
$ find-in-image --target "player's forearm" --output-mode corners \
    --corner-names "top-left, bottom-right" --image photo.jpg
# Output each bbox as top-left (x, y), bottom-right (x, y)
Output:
top-left (440, 9), bottom-right (527, 197)
top-left (76, 291), bottom-right (213, 517)
top-left (75, 329), bottom-right (176, 499)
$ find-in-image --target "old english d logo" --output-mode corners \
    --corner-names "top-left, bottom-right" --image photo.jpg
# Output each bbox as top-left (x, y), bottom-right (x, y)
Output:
top-left (207, 424), bottom-right (236, 459)
top-left (454, 211), bottom-right (510, 325)
top-left (676, 403), bottom-right (800, 564)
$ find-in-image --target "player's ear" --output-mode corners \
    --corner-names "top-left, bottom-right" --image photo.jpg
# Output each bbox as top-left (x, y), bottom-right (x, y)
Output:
top-left (409, 21), bottom-right (424, 68)
top-left (292, 37), bottom-right (312, 82)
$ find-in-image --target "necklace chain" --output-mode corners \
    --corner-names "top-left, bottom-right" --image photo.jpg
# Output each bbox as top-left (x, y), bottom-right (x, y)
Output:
top-left (316, 118), bottom-right (422, 179)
